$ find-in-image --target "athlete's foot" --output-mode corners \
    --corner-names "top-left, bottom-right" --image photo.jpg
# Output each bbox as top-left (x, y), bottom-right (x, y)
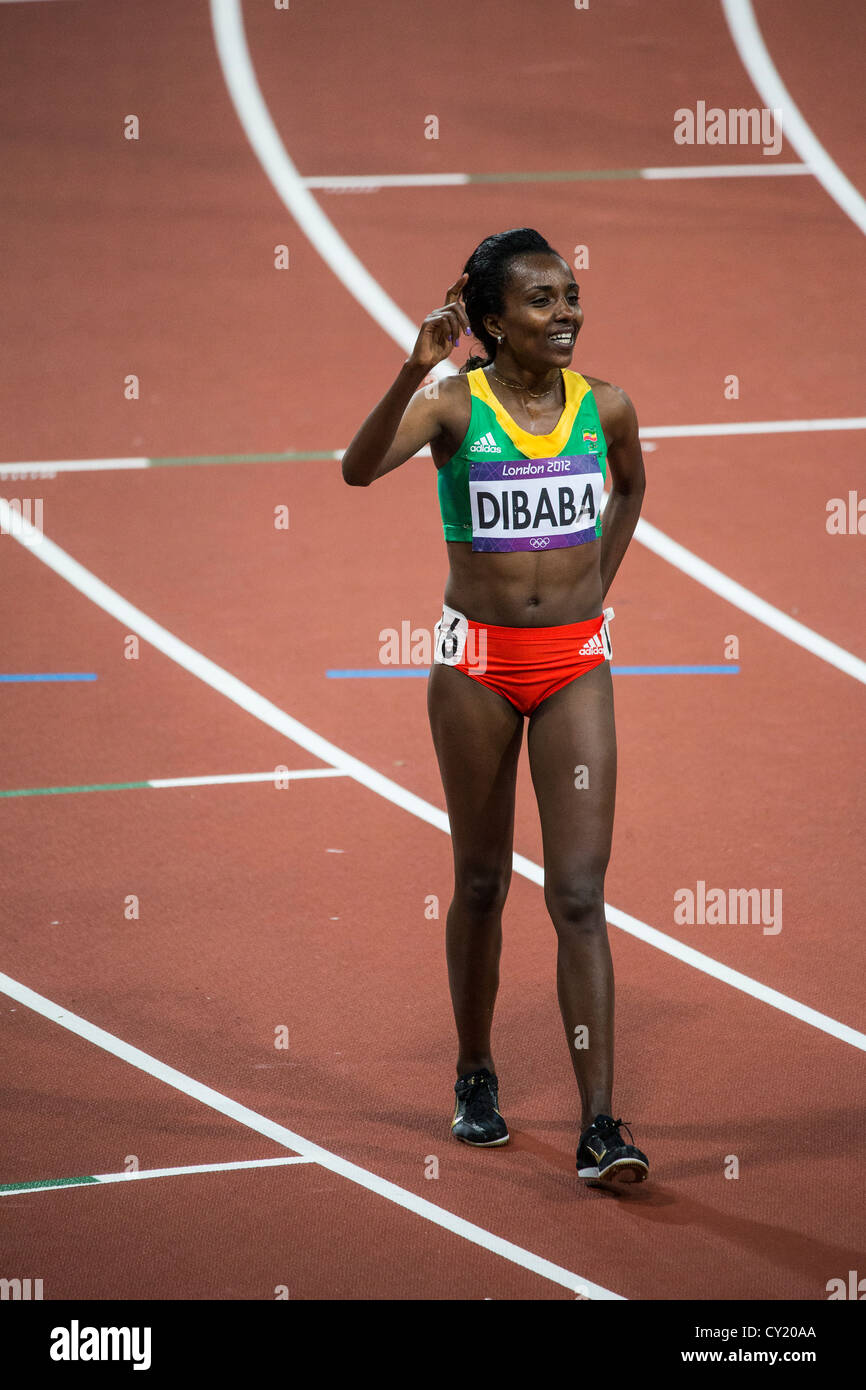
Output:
top-left (451, 1068), bottom-right (509, 1146)
top-left (576, 1114), bottom-right (649, 1187)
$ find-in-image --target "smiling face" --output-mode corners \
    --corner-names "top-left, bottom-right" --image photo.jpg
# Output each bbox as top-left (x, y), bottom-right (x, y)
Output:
top-left (483, 252), bottom-right (583, 370)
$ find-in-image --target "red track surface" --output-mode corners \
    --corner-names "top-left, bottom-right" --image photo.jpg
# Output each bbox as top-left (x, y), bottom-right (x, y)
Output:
top-left (1, 0), bottom-right (864, 1302)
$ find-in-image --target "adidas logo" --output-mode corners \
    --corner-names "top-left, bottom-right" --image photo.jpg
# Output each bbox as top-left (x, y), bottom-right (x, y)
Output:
top-left (469, 431), bottom-right (501, 453)
top-left (577, 633), bottom-right (605, 656)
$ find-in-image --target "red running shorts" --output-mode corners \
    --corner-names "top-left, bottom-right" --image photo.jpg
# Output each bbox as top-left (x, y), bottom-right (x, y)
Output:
top-left (432, 604), bottom-right (614, 716)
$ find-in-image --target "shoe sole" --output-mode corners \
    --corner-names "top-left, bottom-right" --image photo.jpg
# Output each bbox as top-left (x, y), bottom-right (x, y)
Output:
top-left (452, 1131), bottom-right (510, 1147)
top-left (578, 1158), bottom-right (648, 1186)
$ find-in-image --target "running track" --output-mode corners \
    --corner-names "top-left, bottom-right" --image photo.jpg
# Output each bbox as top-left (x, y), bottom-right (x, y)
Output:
top-left (0, 0), bottom-right (864, 1301)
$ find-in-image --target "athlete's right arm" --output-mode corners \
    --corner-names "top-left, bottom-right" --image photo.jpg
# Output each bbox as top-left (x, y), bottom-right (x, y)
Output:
top-left (341, 274), bottom-right (469, 486)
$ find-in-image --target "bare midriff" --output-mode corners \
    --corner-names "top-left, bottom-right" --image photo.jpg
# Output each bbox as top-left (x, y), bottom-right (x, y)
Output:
top-left (443, 538), bottom-right (603, 627)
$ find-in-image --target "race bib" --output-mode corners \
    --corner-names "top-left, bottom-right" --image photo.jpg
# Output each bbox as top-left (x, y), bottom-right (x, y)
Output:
top-left (469, 454), bottom-right (603, 552)
top-left (601, 606), bottom-right (614, 658)
top-left (433, 605), bottom-right (469, 665)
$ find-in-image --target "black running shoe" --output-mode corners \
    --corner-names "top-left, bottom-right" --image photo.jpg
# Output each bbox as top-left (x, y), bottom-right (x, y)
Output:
top-left (576, 1114), bottom-right (649, 1186)
top-left (451, 1068), bottom-right (509, 1146)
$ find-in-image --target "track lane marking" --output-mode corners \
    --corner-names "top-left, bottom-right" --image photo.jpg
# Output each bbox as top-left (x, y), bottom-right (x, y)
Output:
top-left (0, 673), bottom-right (97, 682)
top-left (302, 164), bottom-right (810, 188)
top-left (0, 970), bottom-right (617, 1300)
top-left (0, 458), bottom-right (147, 475)
top-left (0, 1156), bottom-right (313, 1197)
top-left (2, 417), bottom-right (863, 476)
top-left (208, 0), bottom-right (455, 383)
top-left (2, 501), bottom-right (864, 1051)
top-left (0, 769), bottom-right (348, 798)
top-left (639, 163), bottom-right (807, 180)
top-left (640, 417), bottom-right (866, 439)
top-left (149, 768), bottom-right (345, 787)
top-left (634, 517), bottom-right (866, 685)
top-left (722, 0), bottom-right (866, 237)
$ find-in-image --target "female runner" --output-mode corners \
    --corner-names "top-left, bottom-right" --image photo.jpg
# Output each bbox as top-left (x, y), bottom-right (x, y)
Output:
top-left (342, 228), bottom-right (649, 1187)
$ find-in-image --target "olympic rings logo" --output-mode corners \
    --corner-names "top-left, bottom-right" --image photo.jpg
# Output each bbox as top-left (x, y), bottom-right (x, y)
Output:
top-left (529, 537), bottom-right (550, 549)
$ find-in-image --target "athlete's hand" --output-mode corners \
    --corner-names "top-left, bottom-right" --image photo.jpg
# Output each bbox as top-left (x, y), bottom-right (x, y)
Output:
top-left (407, 274), bottom-right (470, 373)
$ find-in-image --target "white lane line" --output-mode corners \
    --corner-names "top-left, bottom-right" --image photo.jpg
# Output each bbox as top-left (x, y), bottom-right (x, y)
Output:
top-left (302, 165), bottom-right (809, 189)
top-left (0, 459), bottom-right (147, 476)
top-left (149, 769), bottom-right (347, 788)
top-left (1, 417), bottom-right (864, 478)
top-left (640, 416), bottom-right (866, 439)
top-left (640, 163), bottom-right (808, 180)
top-left (3, 502), bottom-right (865, 1050)
top-left (514, 855), bottom-right (866, 1053)
top-left (722, 0), bottom-right (866, 237)
top-left (635, 516), bottom-right (866, 686)
top-left (0, 1157), bottom-right (313, 1198)
top-left (0, 971), bottom-right (619, 1300)
top-left (306, 173), bottom-right (469, 189)
top-left (208, 0), bottom-right (455, 382)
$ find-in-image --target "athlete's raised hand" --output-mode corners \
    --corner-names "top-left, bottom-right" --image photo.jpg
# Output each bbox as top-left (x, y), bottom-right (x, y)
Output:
top-left (407, 273), bottom-right (470, 373)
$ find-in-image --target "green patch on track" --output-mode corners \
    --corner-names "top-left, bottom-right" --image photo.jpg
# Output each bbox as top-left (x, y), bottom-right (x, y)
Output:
top-left (0, 781), bottom-right (149, 799)
top-left (0, 1175), bottom-right (99, 1193)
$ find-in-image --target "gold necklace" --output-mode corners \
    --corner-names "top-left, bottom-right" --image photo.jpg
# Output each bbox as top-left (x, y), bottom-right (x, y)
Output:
top-left (491, 369), bottom-right (560, 399)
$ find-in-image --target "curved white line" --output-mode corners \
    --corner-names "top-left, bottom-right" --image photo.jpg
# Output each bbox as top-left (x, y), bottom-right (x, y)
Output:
top-left (721, 0), bottom-right (866, 236)
top-left (209, 0), bottom-right (456, 378)
top-left (634, 517), bottom-right (866, 686)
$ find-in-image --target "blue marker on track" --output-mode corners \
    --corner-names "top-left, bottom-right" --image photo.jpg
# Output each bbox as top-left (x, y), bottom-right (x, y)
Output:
top-left (0, 673), bottom-right (98, 682)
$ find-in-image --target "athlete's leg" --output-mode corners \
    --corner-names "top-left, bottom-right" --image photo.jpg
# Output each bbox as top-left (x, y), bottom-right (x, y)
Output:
top-left (427, 663), bottom-right (524, 1077)
top-left (526, 659), bottom-right (617, 1131)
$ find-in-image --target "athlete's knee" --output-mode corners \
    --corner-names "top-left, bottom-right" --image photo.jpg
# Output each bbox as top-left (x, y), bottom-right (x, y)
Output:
top-left (545, 872), bottom-right (607, 936)
top-left (453, 865), bottom-right (511, 917)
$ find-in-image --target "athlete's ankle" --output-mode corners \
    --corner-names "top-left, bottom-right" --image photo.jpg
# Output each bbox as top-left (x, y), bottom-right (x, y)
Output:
top-left (580, 1102), bottom-right (613, 1133)
top-left (457, 1057), bottom-right (495, 1077)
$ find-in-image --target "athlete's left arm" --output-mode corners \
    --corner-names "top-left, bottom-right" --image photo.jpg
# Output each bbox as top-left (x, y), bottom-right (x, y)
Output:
top-left (595, 382), bottom-right (646, 600)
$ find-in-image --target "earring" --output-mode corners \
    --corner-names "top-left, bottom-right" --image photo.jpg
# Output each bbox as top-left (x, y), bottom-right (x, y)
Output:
top-left (496, 334), bottom-right (504, 342)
